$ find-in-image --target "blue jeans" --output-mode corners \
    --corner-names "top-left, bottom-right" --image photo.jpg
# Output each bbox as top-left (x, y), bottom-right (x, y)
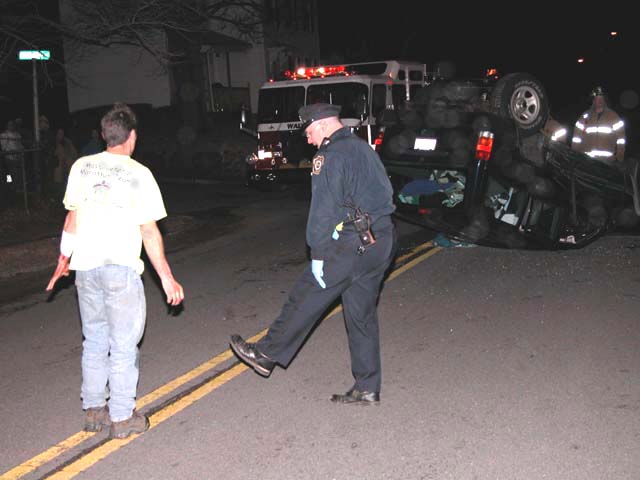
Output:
top-left (75, 265), bottom-right (146, 422)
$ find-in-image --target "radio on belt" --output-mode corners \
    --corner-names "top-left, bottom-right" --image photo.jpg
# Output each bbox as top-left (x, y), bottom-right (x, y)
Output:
top-left (346, 207), bottom-right (376, 254)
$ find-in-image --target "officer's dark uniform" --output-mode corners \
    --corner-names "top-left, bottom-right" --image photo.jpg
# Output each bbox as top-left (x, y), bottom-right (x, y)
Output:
top-left (256, 116), bottom-right (397, 395)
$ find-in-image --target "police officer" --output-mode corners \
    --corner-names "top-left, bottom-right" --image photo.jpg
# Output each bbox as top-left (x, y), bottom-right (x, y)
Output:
top-left (230, 103), bottom-right (397, 405)
top-left (571, 86), bottom-right (626, 165)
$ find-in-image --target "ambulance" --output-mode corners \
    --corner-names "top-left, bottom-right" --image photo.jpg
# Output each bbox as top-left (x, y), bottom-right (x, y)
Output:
top-left (241, 60), bottom-right (429, 189)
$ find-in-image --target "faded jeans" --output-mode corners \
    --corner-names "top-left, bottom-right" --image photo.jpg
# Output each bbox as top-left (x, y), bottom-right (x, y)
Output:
top-left (75, 265), bottom-right (146, 422)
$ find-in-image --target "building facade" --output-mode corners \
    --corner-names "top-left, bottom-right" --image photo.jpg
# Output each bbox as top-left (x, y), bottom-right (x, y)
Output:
top-left (60, 0), bottom-right (320, 115)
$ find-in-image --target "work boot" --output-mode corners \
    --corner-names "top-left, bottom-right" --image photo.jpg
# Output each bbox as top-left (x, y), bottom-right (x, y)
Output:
top-left (330, 389), bottom-right (380, 405)
top-left (83, 405), bottom-right (111, 432)
top-left (109, 410), bottom-right (150, 439)
top-left (229, 334), bottom-right (275, 377)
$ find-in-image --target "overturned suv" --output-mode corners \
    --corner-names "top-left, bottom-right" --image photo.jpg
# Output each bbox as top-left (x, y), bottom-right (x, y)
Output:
top-left (379, 71), bottom-right (640, 249)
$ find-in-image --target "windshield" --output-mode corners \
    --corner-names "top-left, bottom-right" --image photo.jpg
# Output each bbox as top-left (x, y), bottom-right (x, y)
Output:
top-left (258, 86), bottom-right (305, 123)
top-left (257, 82), bottom-right (370, 124)
top-left (307, 82), bottom-right (368, 118)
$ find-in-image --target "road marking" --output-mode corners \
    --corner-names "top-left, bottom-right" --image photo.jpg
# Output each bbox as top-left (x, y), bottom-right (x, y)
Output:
top-left (44, 364), bottom-right (247, 480)
top-left (0, 333), bottom-right (266, 480)
top-left (1, 241), bottom-right (440, 480)
top-left (396, 240), bottom-right (434, 263)
top-left (388, 244), bottom-right (442, 281)
top-left (324, 241), bottom-right (441, 317)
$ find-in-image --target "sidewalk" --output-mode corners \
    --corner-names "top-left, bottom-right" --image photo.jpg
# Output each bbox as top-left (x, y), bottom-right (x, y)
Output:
top-left (0, 203), bottom-right (199, 281)
top-left (0, 196), bottom-right (66, 280)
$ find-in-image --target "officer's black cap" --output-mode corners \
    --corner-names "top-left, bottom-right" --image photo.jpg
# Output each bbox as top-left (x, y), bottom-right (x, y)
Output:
top-left (298, 103), bottom-right (341, 131)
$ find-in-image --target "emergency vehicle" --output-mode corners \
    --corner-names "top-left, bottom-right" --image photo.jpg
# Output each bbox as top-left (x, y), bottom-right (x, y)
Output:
top-left (241, 60), bottom-right (429, 188)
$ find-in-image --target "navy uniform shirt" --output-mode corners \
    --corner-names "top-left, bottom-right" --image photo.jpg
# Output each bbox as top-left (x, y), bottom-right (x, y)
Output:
top-left (306, 126), bottom-right (396, 260)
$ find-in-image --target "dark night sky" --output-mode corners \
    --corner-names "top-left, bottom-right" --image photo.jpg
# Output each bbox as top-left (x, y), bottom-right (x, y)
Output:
top-left (317, 3), bottom-right (637, 122)
top-left (2, 3), bottom-right (636, 129)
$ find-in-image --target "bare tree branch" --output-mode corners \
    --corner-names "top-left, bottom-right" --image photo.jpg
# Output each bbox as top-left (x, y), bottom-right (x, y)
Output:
top-left (0, 0), bottom-right (264, 73)
top-left (0, 0), bottom-right (65, 86)
top-left (60, 0), bottom-right (263, 63)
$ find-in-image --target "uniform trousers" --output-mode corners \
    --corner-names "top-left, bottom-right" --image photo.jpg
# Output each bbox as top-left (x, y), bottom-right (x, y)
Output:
top-left (258, 222), bottom-right (396, 393)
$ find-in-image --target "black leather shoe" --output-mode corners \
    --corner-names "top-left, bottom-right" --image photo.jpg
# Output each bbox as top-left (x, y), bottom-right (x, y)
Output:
top-left (229, 334), bottom-right (275, 377)
top-left (330, 389), bottom-right (380, 405)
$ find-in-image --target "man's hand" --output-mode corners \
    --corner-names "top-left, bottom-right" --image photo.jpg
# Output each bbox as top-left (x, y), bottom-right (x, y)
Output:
top-left (140, 220), bottom-right (184, 307)
top-left (311, 259), bottom-right (326, 289)
top-left (161, 276), bottom-right (184, 306)
top-left (46, 254), bottom-right (70, 291)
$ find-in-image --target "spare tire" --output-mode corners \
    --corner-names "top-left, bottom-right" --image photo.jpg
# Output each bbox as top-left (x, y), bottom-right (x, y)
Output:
top-left (489, 73), bottom-right (549, 137)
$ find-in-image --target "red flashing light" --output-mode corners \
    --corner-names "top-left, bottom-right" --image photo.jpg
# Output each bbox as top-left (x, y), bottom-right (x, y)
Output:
top-left (283, 64), bottom-right (349, 80)
top-left (475, 131), bottom-right (494, 161)
top-left (373, 130), bottom-right (384, 152)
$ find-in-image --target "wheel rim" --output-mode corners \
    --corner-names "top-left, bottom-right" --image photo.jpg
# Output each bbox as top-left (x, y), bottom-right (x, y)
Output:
top-left (509, 85), bottom-right (540, 126)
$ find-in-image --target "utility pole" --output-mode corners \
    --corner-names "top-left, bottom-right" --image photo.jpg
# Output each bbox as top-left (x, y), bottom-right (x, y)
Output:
top-left (32, 59), bottom-right (41, 148)
top-left (18, 49), bottom-right (50, 211)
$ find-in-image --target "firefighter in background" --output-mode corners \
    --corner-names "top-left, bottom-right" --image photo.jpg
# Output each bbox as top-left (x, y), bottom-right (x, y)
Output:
top-left (571, 86), bottom-right (626, 165)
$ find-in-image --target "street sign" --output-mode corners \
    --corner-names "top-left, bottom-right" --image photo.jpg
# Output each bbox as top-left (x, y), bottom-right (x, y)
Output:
top-left (18, 50), bottom-right (51, 61)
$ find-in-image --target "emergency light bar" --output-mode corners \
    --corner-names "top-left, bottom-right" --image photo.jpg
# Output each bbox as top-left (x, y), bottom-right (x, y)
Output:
top-left (283, 64), bottom-right (350, 80)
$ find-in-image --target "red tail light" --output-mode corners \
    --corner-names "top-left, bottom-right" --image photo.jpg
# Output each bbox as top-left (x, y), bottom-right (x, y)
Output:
top-left (374, 130), bottom-right (384, 152)
top-left (475, 131), bottom-right (494, 161)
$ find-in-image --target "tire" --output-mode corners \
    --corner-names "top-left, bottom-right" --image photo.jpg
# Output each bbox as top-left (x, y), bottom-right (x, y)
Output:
top-left (443, 109), bottom-right (462, 128)
top-left (442, 80), bottom-right (480, 103)
top-left (489, 73), bottom-right (549, 137)
top-left (385, 130), bottom-right (415, 157)
top-left (398, 108), bottom-right (423, 129)
top-left (442, 129), bottom-right (471, 151)
top-left (424, 109), bottom-right (445, 129)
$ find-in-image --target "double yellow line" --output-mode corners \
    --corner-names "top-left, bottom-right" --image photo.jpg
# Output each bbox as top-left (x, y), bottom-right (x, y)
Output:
top-left (1, 241), bottom-right (441, 480)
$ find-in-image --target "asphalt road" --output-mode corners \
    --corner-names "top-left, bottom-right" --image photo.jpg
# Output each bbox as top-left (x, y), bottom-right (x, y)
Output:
top-left (0, 182), bottom-right (638, 480)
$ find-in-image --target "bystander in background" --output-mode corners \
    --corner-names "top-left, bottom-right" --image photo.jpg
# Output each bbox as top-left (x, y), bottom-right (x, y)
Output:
top-left (0, 119), bottom-right (25, 200)
top-left (80, 128), bottom-right (104, 156)
top-left (53, 127), bottom-right (78, 198)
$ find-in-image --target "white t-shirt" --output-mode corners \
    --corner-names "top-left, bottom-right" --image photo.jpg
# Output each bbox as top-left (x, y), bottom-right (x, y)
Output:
top-left (64, 151), bottom-right (167, 274)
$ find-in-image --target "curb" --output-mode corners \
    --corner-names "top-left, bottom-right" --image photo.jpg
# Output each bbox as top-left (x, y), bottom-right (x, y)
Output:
top-left (0, 213), bottom-right (199, 281)
top-left (0, 236), bottom-right (59, 280)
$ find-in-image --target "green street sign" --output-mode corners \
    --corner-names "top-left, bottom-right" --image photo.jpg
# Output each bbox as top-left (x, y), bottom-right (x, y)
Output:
top-left (18, 50), bottom-right (51, 61)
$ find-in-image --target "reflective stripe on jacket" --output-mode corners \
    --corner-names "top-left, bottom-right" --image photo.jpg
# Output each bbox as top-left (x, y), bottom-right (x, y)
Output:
top-left (571, 108), bottom-right (626, 162)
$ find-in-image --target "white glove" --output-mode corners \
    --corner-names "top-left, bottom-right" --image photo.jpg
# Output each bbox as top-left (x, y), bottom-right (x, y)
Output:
top-left (332, 222), bottom-right (343, 240)
top-left (311, 259), bottom-right (326, 289)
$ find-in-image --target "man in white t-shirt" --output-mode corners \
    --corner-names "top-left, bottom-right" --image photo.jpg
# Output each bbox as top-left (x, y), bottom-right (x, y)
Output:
top-left (46, 103), bottom-right (184, 439)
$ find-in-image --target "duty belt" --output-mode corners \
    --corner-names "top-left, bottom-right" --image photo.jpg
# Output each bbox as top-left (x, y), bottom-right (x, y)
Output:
top-left (341, 215), bottom-right (392, 255)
